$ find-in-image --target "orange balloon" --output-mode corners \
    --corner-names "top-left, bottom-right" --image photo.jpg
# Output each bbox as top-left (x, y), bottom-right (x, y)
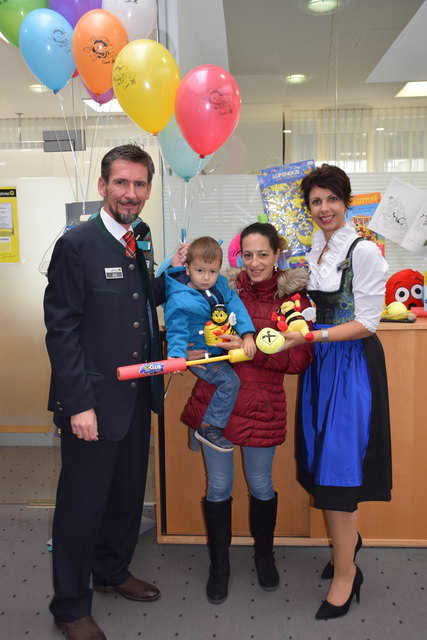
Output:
top-left (72, 9), bottom-right (128, 96)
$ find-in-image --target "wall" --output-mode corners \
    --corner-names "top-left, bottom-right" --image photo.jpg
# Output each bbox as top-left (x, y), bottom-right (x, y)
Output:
top-left (0, 145), bottom-right (163, 444)
top-left (163, 171), bottom-right (427, 275)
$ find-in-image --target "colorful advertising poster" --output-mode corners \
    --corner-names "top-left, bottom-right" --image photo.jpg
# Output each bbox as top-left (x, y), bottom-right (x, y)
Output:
top-left (348, 192), bottom-right (385, 255)
top-left (0, 187), bottom-right (20, 264)
top-left (257, 160), bottom-right (315, 267)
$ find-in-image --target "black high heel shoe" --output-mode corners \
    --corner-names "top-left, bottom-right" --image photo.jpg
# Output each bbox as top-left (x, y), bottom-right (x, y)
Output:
top-left (315, 565), bottom-right (364, 620)
top-left (320, 532), bottom-right (362, 580)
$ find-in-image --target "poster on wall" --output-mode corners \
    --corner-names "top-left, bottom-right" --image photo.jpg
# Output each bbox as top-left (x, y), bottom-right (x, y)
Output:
top-left (348, 192), bottom-right (385, 256)
top-left (257, 160), bottom-right (315, 267)
top-left (0, 187), bottom-right (20, 264)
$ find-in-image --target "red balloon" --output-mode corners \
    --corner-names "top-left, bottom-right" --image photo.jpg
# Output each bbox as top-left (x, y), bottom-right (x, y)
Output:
top-left (175, 65), bottom-right (241, 158)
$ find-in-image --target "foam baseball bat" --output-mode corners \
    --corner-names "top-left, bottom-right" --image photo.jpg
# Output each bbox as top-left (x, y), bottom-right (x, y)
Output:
top-left (117, 348), bottom-right (252, 381)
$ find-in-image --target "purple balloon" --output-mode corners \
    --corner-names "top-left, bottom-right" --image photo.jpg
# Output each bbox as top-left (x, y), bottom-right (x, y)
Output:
top-left (82, 80), bottom-right (114, 105)
top-left (48, 1), bottom-right (102, 28)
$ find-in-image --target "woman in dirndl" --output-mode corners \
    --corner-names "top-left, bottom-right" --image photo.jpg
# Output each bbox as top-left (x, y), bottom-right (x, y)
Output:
top-left (282, 163), bottom-right (392, 620)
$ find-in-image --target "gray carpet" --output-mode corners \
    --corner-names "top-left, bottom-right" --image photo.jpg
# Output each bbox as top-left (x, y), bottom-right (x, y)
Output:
top-left (0, 446), bottom-right (426, 640)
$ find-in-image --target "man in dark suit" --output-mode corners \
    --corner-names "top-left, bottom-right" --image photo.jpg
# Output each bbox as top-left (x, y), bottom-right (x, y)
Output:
top-left (44, 144), bottom-right (187, 640)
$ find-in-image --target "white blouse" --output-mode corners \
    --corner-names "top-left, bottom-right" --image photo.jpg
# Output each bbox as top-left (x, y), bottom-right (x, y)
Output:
top-left (306, 223), bottom-right (388, 333)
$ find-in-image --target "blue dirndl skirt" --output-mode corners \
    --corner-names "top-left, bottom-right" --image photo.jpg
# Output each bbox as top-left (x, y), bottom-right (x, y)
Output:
top-left (297, 324), bottom-right (392, 511)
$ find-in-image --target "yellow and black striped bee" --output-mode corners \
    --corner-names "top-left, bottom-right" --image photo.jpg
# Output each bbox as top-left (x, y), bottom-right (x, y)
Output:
top-left (203, 304), bottom-right (237, 346)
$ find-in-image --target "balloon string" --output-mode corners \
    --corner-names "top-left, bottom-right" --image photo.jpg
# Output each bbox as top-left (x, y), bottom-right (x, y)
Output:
top-left (196, 156), bottom-right (204, 176)
top-left (157, 140), bottom-right (170, 178)
top-left (196, 173), bottom-right (206, 200)
top-left (83, 113), bottom-right (100, 208)
top-left (56, 92), bottom-right (86, 203)
top-left (35, 84), bottom-right (76, 202)
top-left (84, 101), bottom-right (103, 204)
top-left (78, 85), bottom-right (88, 209)
top-left (38, 224), bottom-right (67, 276)
top-left (168, 178), bottom-right (181, 246)
top-left (182, 180), bottom-right (189, 236)
top-left (70, 76), bottom-right (82, 201)
top-left (52, 113), bottom-right (77, 201)
top-left (182, 179), bottom-right (194, 237)
top-left (57, 91), bottom-right (83, 200)
top-left (250, 180), bottom-right (261, 204)
top-left (83, 95), bottom-right (113, 205)
top-left (78, 80), bottom-right (115, 205)
top-left (158, 143), bottom-right (181, 246)
top-left (76, 79), bottom-right (91, 215)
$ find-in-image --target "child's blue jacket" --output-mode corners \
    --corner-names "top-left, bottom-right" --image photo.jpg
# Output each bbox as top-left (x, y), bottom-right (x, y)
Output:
top-left (164, 266), bottom-right (255, 358)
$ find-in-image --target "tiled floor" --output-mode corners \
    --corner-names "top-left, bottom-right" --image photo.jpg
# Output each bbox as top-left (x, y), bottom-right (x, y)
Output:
top-left (0, 446), bottom-right (426, 640)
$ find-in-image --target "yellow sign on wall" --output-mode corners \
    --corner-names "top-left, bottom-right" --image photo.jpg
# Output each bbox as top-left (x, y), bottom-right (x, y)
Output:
top-left (0, 187), bottom-right (20, 263)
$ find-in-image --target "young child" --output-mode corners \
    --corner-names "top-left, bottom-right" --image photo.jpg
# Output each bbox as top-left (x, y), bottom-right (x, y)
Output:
top-left (164, 236), bottom-right (256, 452)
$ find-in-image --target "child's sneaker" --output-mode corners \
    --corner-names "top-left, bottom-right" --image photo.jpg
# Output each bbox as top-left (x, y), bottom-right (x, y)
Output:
top-left (194, 425), bottom-right (234, 452)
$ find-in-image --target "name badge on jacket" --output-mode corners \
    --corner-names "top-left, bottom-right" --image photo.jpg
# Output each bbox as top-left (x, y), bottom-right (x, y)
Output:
top-left (105, 267), bottom-right (123, 279)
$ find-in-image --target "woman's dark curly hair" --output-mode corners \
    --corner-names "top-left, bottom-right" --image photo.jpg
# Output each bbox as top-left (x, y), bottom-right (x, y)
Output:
top-left (240, 222), bottom-right (286, 252)
top-left (300, 163), bottom-right (352, 209)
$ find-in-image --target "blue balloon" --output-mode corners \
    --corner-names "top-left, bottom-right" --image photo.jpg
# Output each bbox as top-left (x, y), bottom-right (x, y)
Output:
top-left (19, 9), bottom-right (74, 93)
top-left (158, 115), bottom-right (213, 181)
top-left (155, 254), bottom-right (173, 277)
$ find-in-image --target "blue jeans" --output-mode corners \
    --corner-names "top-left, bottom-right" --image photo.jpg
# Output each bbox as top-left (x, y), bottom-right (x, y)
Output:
top-left (203, 443), bottom-right (276, 501)
top-left (189, 361), bottom-right (240, 430)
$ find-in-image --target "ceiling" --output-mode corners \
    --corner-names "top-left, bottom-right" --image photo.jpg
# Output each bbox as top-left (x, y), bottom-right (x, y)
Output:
top-left (222, 0), bottom-right (427, 110)
top-left (0, 0), bottom-right (426, 121)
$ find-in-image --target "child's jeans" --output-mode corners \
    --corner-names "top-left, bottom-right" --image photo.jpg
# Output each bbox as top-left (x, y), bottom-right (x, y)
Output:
top-left (189, 360), bottom-right (240, 429)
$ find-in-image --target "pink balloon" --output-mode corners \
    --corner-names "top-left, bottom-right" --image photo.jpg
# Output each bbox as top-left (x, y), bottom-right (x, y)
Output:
top-left (228, 233), bottom-right (242, 267)
top-left (175, 65), bottom-right (241, 158)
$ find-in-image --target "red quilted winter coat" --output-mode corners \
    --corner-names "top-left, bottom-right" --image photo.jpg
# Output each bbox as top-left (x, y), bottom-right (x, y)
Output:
top-left (181, 267), bottom-right (314, 447)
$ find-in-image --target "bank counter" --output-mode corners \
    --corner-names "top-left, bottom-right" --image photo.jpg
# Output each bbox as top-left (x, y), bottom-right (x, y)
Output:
top-left (154, 318), bottom-right (427, 547)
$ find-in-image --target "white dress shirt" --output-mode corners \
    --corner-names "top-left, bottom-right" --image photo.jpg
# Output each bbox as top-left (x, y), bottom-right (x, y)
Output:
top-left (306, 223), bottom-right (388, 332)
top-left (100, 208), bottom-right (130, 247)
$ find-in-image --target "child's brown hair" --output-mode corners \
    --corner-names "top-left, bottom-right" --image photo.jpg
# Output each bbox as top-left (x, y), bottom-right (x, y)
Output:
top-left (186, 236), bottom-right (223, 265)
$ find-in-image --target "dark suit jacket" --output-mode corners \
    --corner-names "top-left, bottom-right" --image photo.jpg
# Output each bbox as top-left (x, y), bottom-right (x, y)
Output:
top-left (44, 214), bottom-right (164, 441)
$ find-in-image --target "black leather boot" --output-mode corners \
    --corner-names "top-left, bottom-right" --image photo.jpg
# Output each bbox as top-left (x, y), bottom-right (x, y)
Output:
top-left (203, 498), bottom-right (232, 604)
top-left (250, 493), bottom-right (280, 591)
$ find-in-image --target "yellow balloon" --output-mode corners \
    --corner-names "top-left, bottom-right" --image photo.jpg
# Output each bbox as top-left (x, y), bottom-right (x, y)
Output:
top-left (113, 39), bottom-right (180, 135)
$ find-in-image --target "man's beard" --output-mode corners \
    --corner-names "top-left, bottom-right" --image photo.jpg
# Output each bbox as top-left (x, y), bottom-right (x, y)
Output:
top-left (110, 205), bottom-right (140, 225)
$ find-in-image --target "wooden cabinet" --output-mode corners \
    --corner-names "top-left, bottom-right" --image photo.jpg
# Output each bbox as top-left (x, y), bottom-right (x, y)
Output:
top-left (154, 319), bottom-right (427, 546)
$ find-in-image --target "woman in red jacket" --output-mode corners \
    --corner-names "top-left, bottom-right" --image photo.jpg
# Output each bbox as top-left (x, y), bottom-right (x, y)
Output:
top-left (182, 222), bottom-right (313, 604)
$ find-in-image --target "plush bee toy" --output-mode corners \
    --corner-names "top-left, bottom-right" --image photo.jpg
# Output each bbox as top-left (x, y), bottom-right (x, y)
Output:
top-left (271, 293), bottom-right (315, 342)
top-left (203, 304), bottom-right (237, 346)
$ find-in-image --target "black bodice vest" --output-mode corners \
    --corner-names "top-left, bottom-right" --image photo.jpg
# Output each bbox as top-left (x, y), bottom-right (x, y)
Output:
top-left (308, 237), bottom-right (364, 325)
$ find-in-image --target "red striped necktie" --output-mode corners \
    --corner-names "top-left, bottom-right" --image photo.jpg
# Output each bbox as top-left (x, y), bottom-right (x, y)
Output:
top-left (123, 230), bottom-right (136, 259)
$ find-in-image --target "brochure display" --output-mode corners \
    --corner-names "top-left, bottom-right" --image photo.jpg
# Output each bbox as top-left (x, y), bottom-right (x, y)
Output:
top-left (0, 187), bottom-right (20, 264)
